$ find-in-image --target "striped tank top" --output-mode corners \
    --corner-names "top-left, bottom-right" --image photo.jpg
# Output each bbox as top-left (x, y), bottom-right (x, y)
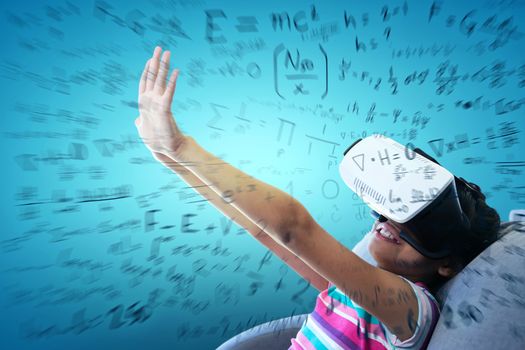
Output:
top-left (289, 276), bottom-right (440, 349)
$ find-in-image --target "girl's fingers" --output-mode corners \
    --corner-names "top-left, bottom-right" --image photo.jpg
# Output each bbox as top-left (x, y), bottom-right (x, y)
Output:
top-left (146, 46), bottom-right (162, 91)
top-left (138, 59), bottom-right (150, 96)
top-left (165, 69), bottom-right (180, 105)
top-left (154, 50), bottom-right (171, 94)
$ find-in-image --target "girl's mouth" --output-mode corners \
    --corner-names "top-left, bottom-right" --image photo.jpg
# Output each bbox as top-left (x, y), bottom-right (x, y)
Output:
top-left (374, 226), bottom-right (401, 245)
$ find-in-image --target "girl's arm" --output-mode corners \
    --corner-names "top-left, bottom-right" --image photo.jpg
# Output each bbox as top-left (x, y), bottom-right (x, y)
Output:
top-left (166, 138), bottom-right (418, 340)
top-left (151, 151), bottom-right (329, 292)
top-left (136, 46), bottom-right (300, 250)
top-left (136, 46), bottom-right (417, 341)
top-left (284, 210), bottom-right (421, 342)
top-left (136, 46), bottom-right (416, 341)
top-left (167, 135), bottom-right (305, 248)
top-left (134, 46), bottom-right (328, 291)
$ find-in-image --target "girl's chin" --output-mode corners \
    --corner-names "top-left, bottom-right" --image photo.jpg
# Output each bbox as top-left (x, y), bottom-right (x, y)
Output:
top-left (368, 244), bottom-right (392, 264)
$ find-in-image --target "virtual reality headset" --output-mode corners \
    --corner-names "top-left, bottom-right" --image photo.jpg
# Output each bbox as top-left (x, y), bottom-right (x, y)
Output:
top-left (339, 134), bottom-right (477, 259)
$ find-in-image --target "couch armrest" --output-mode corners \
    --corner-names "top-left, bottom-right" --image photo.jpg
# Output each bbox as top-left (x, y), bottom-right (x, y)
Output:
top-left (216, 314), bottom-right (308, 350)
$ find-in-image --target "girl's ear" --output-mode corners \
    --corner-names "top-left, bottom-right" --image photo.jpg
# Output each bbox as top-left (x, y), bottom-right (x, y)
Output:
top-left (437, 265), bottom-right (456, 278)
top-left (437, 258), bottom-right (461, 278)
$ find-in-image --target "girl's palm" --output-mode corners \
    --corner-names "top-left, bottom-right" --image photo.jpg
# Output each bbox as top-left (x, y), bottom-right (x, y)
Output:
top-left (135, 46), bottom-right (184, 155)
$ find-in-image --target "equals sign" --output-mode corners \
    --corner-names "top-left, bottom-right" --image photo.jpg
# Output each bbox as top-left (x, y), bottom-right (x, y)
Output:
top-left (472, 138), bottom-right (481, 144)
top-left (393, 153), bottom-right (400, 160)
top-left (236, 16), bottom-right (258, 32)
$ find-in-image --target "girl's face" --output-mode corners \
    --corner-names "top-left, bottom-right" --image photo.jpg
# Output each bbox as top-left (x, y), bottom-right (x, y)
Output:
top-left (368, 218), bottom-right (446, 283)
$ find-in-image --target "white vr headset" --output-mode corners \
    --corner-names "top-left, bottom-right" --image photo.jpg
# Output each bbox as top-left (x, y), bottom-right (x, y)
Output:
top-left (339, 134), bottom-right (477, 259)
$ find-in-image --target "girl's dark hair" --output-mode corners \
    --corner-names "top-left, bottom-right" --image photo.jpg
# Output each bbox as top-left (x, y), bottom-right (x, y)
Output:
top-left (413, 148), bottom-right (501, 293)
top-left (452, 178), bottom-right (501, 268)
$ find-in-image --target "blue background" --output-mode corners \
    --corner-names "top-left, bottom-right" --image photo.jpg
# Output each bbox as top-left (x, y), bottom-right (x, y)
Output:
top-left (1, 0), bottom-right (524, 349)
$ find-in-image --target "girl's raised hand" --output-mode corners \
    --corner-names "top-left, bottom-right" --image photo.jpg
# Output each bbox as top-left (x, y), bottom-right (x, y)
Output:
top-left (135, 46), bottom-right (186, 155)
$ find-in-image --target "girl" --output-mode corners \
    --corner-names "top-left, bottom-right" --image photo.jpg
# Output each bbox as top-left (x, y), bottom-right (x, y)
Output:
top-left (134, 46), bottom-right (501, 349)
